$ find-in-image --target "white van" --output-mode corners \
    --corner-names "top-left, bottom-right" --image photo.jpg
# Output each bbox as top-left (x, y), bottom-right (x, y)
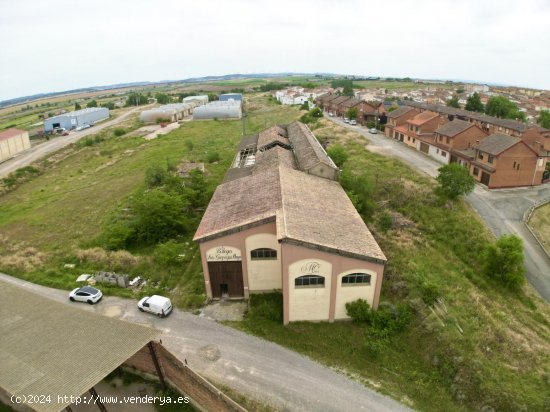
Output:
top-left (137, 295), bottom-right (173, 317)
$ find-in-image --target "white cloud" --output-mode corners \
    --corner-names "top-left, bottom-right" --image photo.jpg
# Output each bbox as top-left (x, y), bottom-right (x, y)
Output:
top-left (0, 0), bottom-right (548, 101)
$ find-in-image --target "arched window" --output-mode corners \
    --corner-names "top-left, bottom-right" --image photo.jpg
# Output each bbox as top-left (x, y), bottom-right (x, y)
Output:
top-left (341, 273), bottom-right (371, 286)
top-left (250, 248), bottom-right (277, 260)
top-left (295, 275), bottom-right (325, 288)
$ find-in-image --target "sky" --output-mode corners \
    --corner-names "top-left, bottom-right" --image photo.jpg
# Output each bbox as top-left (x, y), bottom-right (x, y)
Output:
top-left (1, 0), bottom-right (549, 101)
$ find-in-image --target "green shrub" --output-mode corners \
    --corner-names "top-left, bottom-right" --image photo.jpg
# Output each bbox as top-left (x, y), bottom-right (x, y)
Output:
top-left (184, 140), bottom-right (194, 151)
top-left (249, 293), bottom-right (283, 322)
top-left (145, 165), bottom-right (169, 188)
top-left (419, 280), bottom-right (440, 305)
top-left (154, 240), bottom-right (183, 267)
top-left (345, 299), bottom-right (372, 323)
top-left (206, 152), bottom-right (220, 163)
top-left (377, 212), bottom-right (393, 232)
top-left (327, 144), bottom-right (348, 168)
top-left (113, 128), bottom-right (126, 137)
top-left (482, 234), bottom-right (525, 290)
top-left (436, 163), bottom-right (475, 200)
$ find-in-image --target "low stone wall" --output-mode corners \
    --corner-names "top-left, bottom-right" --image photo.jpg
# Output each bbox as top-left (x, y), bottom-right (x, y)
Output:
top-left (124, 342), bottom-right (246, 412)
top-left (523, 198), bottom-right (550, 259)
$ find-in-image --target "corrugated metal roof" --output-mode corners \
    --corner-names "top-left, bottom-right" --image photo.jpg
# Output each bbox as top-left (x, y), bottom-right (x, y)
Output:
top-left (0, 280), bottom-right (159, 412)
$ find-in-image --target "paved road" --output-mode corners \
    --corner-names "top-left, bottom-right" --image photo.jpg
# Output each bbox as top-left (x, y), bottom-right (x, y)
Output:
top-left (327, 116), bottom-right (550, 302)
top-left (0, 106), bottom-right (148, 178)
top-left (0, 273), bottom-right (410, 412)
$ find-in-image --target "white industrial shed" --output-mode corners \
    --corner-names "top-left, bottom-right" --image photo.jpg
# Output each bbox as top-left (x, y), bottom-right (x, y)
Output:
top-left (193, 100), bottom-right (242, 120)
top-left (43, 108), bottom-right (109, 132)
top-left (139, 102), bottom-right (196, 123)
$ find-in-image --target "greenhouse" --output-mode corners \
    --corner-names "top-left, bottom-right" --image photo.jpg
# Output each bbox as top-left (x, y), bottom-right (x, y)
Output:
top-left (193, 100), bottom-right (242, 120)
top-left (139, 102), bottom-right (196, 123)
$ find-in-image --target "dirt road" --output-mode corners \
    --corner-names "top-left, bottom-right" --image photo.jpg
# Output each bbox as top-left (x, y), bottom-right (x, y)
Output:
top-left (0, 106), bottom-right (147, 178)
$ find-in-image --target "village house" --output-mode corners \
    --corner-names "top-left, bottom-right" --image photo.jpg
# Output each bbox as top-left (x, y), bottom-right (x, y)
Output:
top-left (469, 134), bottom-right (548, 188)
top-left (194, 122), bottom-right (386, 325)
top-left (384, 106), bottom-right (417, 138)
top-left (395, 110), bottom-right (442, 149)
top-left (424, 119), bottom-right (488, 164)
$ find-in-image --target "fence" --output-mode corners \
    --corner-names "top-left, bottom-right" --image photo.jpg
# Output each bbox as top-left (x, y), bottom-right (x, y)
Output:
top-left (124, 341), bottom-right (247, 412)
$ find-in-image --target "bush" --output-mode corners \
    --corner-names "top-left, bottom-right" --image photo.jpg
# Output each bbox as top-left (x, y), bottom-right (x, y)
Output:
top-left (145, 165), bottom-right (169, 188)
top-left (436, 163), bottom-right (475, 200)
top-left (377, 212), bottom-right (393, 232)
top-left (482, 234), bottom-right (525, 290)
top-left (154, 240), bottom-right (183, 267)
top-left (248, 293), bottom-right (283, 322)
top-left (419, 280), bottom-right (440, 305)
top-left (113, 128), bottom-right (126, 137)
top-left (326, 144), bottom-right (348, 168)
top-left (206, 152), bottom-right (220, 163)
top-left (184, 140), bottom-right (194, 151)
top-left (345, 298), bottom-right (372, 323)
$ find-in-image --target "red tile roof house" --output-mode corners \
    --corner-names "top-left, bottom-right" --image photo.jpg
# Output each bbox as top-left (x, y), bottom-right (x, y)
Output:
top-left (384, 106), bottom-right (417, 138)
top-left (425, 119), bottom-right (489, 165)
top-left (316, 94), bottom-right (341, 113)
top-left (328, 96), bottom-right (354, 117)
top-left (395, 110), bottom-right (444, 150)
top-left (469, 134), bottom-right (548, 188)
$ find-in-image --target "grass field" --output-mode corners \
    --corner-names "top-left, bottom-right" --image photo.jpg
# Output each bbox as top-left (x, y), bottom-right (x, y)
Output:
top-left (0, 93), bottom-right (300, 306)
top-left (1, 94), bottom-right (548, 411)
top-left (228, 118), bottom-right (550, 411)
top-left (528, 202), bottom-right (550, 254)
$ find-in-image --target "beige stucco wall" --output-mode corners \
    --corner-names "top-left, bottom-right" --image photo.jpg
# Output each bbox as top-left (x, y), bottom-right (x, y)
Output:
top-left (0, 131), bottom-right (30, 162)
top-left (281, 243), bottom-right (385, 324)
top-left (287, 258), bottom-right (332, 322)
top-left (334, 268), bottom-right (377, 319)
top-left (245, 232), bottom-right (282, 291)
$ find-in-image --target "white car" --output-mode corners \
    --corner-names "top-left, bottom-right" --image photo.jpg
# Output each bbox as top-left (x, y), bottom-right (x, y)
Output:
top-left (344, 117), bottom-right (350, 123)
top-left (328, 112), bottom-right (334, 117)
top-left (69, 286), bottom-right (103, 304)
top-left (75, 124), bottom-right (91, 131)
top-left (138, 295), bottom-right (173, 318)
top-left (350, 119), bottom-right (357, 125)
top-left (369, 128), bottom-right (378, 134)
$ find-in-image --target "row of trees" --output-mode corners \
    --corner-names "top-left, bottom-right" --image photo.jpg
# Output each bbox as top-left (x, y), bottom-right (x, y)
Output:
top-left (447, 93), bottom-right (527, 122)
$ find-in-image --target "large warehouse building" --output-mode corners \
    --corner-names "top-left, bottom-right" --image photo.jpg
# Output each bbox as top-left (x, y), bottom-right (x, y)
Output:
top-left (0, 128), bottom-right (31, 162)
top-left (43, 107), bottom-right (109, 132)
top-left (194, 122), bottom-right (386, 324)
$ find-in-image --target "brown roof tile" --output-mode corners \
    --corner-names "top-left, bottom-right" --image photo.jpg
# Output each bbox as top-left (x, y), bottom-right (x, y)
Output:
top-left (407, 111), bottom-right (439, 126)
top-left (435, 119), bottom-right (473, 137)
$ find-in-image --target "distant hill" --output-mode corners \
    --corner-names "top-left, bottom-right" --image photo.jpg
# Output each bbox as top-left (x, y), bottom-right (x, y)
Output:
top-left (0, 73), bottom-right (342, 109)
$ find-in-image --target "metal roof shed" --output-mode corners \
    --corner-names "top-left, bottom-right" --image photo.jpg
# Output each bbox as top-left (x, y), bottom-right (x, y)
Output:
top-left (0, 280), bottom-right (159, 412)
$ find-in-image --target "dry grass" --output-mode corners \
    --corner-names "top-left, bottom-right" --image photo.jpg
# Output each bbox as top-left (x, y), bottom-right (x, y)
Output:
top-left (75, 248), bottom-right (140, 268)
top-left (528, 201), bottom-right (550, 254)
top-left (0, 246), bottom-right (48, 272)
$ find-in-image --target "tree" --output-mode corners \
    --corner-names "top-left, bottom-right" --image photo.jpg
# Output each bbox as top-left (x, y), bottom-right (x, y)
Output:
top-left (447, 95), bottom-right (460, 108)
top-left (126, 92), bottom-right (147, 106)
top-left (342, 84), bottom-right (354, 96)
top-left (327, 144), bottom-right (348, 168)
top-left (485, 96), bottom-right (525, 121)
top-left (465, 92), bottom-right (484, 113)
top-left (132, 189), bottom-right (190, 243)
top-left (482, 235), bottom-right (525, 290)
top-left (155, 93), bottom-right (170, 104)
top-left (86, 100), bottom-right (97, 108)
top-left (346, 107), bottom-right (358, 120)
top-left (436, 163), bottom-right (475, 200)
top-left (74, 102), bottom-right (81, 110)
top-left (538, 110), bottom-right (550, 129)
top-left (101, 102), bottom-right (115, 110)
